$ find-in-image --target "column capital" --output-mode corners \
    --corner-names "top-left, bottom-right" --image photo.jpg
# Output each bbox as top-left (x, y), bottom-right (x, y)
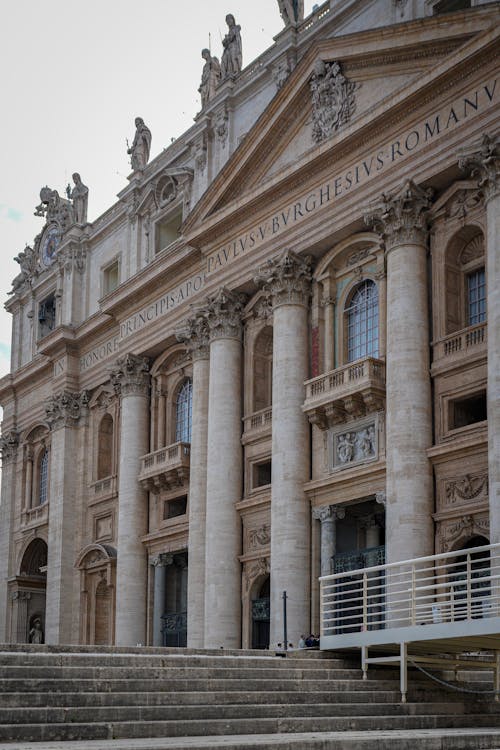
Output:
top-left (176, 312), bottom-right (210, 360)
top-left (110, 353), bottom-right (150, 397)
top-left (152, 552), bottom-right (174, 567)
top-left (45, 390), bottom-right (89, 430)
top-left (254, 250), bottom-right (313, 309)
top-left (375, 491), bottom-right (386, 508)
top-left (459, 133), bottom-right (500, 205)
top-left (312, 504), bottom-right (345, 522)
top-left (203, 287), bottom-right (246, 342)
top-left (0, 430), bottom-right (19, 464)
top-left (364, 180), bottom-right (433, 251)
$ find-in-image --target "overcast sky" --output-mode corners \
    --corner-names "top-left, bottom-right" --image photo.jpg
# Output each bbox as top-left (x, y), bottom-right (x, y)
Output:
top-left (0, 0), bottom-right (314, 381)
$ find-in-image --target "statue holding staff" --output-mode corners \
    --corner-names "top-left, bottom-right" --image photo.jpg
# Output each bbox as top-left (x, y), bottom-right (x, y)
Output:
top-left (128, 117), bottom-right (152, 171)
top-left (220, 14), bottom-right (242, 80)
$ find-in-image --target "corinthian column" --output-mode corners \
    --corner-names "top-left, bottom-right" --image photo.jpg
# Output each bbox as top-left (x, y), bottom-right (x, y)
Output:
top-left (111, 354), bottom-right (150, 646)
top-left (365, 181), bottom-right (434, 564)
top-left (45, 391), bottom-right (89, 643)
top-left (313, 505), bottom-right (345, 577)
top-left (0, 431), bottom-right (19, 642)
top-left (203, 288), bottom-right (245, 649)
top-left (176, 313), bottom-right (210, 647)
top-left (460, 134), bottom-right (500, 544)
top-left (255, 250), bottom-right (312, 648)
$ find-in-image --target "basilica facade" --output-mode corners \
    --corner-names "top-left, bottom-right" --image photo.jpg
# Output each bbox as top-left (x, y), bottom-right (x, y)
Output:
top-left (0, 0), bottom-right (499, 650)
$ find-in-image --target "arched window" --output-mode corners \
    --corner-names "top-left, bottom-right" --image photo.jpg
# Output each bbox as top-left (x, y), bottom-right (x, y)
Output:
top-left (175, 379), bottom-right (192, 443)
top-left (38, 449), bottom-right (49, 506)
top-left (97, 414), bottom-right (114, 479)
top-left (345, 280), bottom-right (379, 362)
top-left (253, 326), bottom-right (273, 412)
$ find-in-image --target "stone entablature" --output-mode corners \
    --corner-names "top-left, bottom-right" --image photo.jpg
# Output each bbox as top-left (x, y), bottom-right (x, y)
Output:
top-left (303, 357), bottom-right (385, 429)
top-left (138, 442), bottom-right (191, 494)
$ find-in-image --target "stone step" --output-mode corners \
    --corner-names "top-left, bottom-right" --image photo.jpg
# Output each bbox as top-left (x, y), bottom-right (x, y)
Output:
top-left (0, 664), bottom-right (368, 681)
top-left (0, 676), bottom-right (411, 693)
top-left (2, 713), bottom-right (500, 743)
top-left (5, 729), bottom-right (500, 750)
top-left (0, 688), bottom-right (459, 707)
top-left (0, 701), bottom-right (468, 725)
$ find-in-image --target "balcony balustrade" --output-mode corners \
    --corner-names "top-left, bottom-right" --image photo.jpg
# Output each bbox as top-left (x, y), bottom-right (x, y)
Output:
top-left (433, 322), bottom-right (487, 367)
top-left (242, 406), bottom-right (272, 442)
top-left (89, 475), bottom-right (117, 503)
top-left (139, 441), bottom-right (190, 493)
top-left (22, 503), bottom-right (49, 528)
top-left (303, 357), bottom-right (385, 429)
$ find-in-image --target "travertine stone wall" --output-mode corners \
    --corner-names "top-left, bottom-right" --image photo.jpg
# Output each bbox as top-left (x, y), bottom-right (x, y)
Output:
top-left (0, 435), bottom-right (19, 641)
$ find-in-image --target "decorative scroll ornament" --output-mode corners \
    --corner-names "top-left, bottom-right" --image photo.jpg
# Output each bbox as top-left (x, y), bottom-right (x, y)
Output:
top-left (202, 287), bottom-right (246, 341)
top-left (45, 390), bottom-right (89, 429)
top-left (110, 353), bottom-right (150, 397)
top-left (254, 249), bottom-right (312, 308)
top-left (364, 180), bottom-right (433, 250)
top-left (0, 430), bottom-right (19, 464)
top-left (312, 505), bottom-right (346, 523)
top-left (34, 186), bottom-right (74, 231)
top-left (243, 557), bottom-right (270, 593)
top-left (445, 473), bottom-right (488, 505)
top-left (458, 133), bottom-right (500, 203)
top-left (310, 60), bottom-right (357, 144)
top-left (249, 525), bottom-right (271, 548)
top-left (57, 244), bottom-right (87, 276)
top-left (176, 312), bottom-right (210, 361)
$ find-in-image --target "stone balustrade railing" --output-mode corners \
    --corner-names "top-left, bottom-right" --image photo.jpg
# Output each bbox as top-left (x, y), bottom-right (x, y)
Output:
top-left (89, 475), bottom-right (117, 504)
top-left (433, 322), bottom-right (487, 364)
top-left (243, 407), bottom-right (273, 436)
top-left (139, 442), bottom-right (191, 493)
top-left (22, 503), bottom-right (49, 527)
top-left (303, 357), bottom-right (386, 428)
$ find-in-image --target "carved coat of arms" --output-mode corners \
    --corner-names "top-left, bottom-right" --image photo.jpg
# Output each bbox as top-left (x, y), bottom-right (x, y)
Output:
top-left (310, 60), bottom-right (357, 143)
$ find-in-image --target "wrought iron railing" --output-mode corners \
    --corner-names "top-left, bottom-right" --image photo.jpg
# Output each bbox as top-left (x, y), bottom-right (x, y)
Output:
top-left (161, 610), bottom-right (187, 647)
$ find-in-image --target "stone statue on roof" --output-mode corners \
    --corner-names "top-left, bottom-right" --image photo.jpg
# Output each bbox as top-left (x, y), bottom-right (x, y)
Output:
top-left (220, 14), bottom-right (242, 80)
top-left (199, 49), bottom-right (221, 107)
top-left (128, 117), bottom-right (152, 171)
top-left (278, 0), bottom-right (304, 26)
top-left (70, 173), bottom-right (89, 224)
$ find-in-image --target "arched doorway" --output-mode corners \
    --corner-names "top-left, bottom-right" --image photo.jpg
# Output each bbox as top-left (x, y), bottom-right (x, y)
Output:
top-left (11, 538), bottom-right (48, 642)
top-left (251, 576), bottom-right (270, 649)
top-left (76, 544), bottom-right (116, 645)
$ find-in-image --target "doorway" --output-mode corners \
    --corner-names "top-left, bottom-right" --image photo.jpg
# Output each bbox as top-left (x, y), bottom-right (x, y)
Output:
top-left (251, 576), bottom-right (270, 649)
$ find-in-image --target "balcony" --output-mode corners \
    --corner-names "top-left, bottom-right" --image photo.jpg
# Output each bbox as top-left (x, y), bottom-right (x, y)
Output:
top-left (22, 503), bottom-right (49, 528)
top-left (139, 442), bottom-right (190, 494)
top-left (303, 357), bottom-right (385, 429)
top-left (242, 406), bottom-right (272, 443)
top-left (432, 323), bottom-right (487, 369)
top-left (89, 475), bottom-right (117, 504)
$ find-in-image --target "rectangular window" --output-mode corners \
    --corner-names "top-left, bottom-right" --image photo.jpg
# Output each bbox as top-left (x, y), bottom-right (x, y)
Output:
top-left (467, 268), bottom-right (486, 326)
top-left (163, 496), bottom-right (187, 520)
top-left (449, 392), bottom-right (487, 430)
top-left (103, 259), bottom-right (120, 295)
top-left (156, 208), bottom-right (182, 254)
top-left (253, 460), bottom-right (272, 489)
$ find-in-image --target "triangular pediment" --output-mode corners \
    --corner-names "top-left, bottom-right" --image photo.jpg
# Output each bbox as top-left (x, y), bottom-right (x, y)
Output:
top-left (184, 12), bottom-right (497, 243)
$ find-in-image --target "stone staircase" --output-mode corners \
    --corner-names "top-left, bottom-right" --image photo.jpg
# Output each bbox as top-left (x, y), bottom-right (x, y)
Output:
top-left (1, 645), bottom-right (500, 749)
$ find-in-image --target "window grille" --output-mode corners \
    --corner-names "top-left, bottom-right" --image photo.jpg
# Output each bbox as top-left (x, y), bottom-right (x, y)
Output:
top-left (346, 280), bottom-right (379, 362)
top-left (38, 449), bottom-right (49, 505)
top-left (175, 379), bottom-right (192, 443)
top-left (467, 268), bottom-right (486, 326)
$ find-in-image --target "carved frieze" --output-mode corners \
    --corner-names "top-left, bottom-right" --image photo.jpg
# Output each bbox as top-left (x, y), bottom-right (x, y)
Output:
top-left (329, 416), bottom-right (380, 472)
top-left (346, 248), bottom-right (370, 266)
top-left (459, 133), bottom-right (500, 203)
top-left (254, 250), bottom-right (312, 309)
top-left (437, 513), bottom-right (489, 553)
top-left (243, 557), bottom-right (270, 593)
top-left (310, 60), bottom-right (357, 144)
top-left (57, 244), bottom-right (87, 276)
top-left (45, 390), bottom-right (89, 430)
top-left (444, 473), bottom-right (488, 507)
top-left (459, 235), bottom-right (483, 265)
top-left (364, 180), bottom-right (433, 250)
top-left (110, 353), bottom-right (150, 397)
top-left (248, 524), bottom-right (271, 550)
top-left (215, 108), bottom-right (229, 147)
top-left (0, 430), bottom-right (19, 464)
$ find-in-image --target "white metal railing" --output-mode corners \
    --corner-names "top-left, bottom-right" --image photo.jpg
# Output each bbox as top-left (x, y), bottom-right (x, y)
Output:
top-left (321, 543), bottom-right (500, 638)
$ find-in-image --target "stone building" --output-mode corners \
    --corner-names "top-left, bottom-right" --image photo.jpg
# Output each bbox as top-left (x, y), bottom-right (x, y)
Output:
top-left (0, 0), bottom-right (498, 650)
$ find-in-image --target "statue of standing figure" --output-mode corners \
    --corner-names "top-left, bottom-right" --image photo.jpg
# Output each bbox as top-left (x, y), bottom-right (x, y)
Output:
top-left (199, 49), bottom-right (221, 107)
top-left (278, 0), bottom-right (304, 26)
top-left (128, 117), bottom-right (152, 171)
top-left (220, 14), bottom-right (242, 80)
top-left (70, 173), bottom-right (89, 224)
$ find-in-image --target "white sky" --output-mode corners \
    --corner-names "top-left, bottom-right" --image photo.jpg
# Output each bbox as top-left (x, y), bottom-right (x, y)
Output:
top-left (0, 0), bottom-right (314, 380)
